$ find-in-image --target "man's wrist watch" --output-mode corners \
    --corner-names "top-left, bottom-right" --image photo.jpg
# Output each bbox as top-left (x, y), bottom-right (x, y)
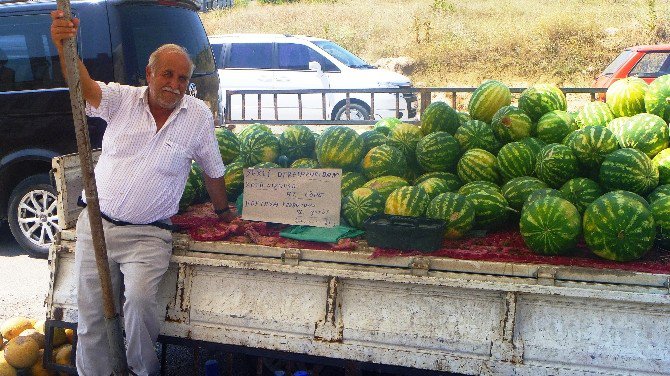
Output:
top-left (214, 207), bottom-right (231, 215)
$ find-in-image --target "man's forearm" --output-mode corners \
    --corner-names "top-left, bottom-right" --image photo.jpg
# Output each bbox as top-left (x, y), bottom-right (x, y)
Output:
top-left (203, 175), bottom-right (229, 210)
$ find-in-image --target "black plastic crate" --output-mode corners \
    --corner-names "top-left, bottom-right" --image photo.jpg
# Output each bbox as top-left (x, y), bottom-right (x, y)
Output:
top-left (363, 213), bottom-right (446, 252)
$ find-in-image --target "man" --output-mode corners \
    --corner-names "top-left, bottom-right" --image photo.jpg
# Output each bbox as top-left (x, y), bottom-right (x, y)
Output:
top-left (51, 10), bottom-right (235, 376)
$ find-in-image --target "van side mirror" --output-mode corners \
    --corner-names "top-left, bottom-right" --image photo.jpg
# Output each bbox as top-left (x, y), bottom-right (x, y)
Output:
top-left (309, 61), bottom-right (322, 73)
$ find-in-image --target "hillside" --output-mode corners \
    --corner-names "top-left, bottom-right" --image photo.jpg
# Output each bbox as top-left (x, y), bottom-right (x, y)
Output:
top-left (201, 0), bottom-right (669, 87)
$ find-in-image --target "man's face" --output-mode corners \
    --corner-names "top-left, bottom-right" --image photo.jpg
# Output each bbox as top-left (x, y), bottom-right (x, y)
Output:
top-left (146, 51), bottom-right (191, 110)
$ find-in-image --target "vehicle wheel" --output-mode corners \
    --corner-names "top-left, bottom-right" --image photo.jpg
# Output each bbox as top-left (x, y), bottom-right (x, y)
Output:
top-left (8, 174), bottom-right (60, 257)
top-left (334, 103), bottom-right (370, 121)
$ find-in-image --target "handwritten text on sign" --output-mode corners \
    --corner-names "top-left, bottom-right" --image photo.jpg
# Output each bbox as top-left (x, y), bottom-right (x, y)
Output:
top-left (242, 168), bottom-right (342, 227)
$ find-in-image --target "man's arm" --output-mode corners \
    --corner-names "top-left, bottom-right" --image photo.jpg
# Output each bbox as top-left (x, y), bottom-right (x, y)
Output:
top-left (50, 10), bottom-right (102, 108)
top-left (203, 174), bottom-right (236, 222)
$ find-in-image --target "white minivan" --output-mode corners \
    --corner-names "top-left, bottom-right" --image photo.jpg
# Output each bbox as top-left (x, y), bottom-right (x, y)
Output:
top-left (209, 33), bottom-right (418, 122)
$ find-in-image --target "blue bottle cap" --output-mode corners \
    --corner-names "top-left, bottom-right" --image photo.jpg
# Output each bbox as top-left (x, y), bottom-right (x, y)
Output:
top-left (293, 371), bottom-right (309, 376)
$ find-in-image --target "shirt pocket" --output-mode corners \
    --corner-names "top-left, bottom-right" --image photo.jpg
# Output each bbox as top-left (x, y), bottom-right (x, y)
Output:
top-left (157, 140), bottom-right (190, 176)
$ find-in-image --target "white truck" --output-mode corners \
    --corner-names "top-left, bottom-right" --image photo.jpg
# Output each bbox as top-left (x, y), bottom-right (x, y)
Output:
top-left (46, 149), bottom-right (670, 375)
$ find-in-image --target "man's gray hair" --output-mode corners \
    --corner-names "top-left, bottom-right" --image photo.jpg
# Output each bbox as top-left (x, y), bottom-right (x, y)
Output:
top-left (148, 44), bottom-right (195, 77)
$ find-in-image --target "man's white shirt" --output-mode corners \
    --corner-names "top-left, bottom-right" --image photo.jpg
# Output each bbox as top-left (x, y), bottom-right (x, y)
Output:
top-left (83, 81), bottom-right (225, 223)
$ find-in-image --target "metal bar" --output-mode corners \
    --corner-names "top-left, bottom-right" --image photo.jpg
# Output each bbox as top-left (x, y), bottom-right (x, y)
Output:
top-left (346, 93), bottom-right (351, 120)
top-left (224, 90), bottom-right (231, 124)
top-left (370, 93), bottom-right (375, 120)
top-left (273, 93), bottom-right (278, 120)
top-left (322, 93), bottom-right (327, 120)
top-left (451, 91), bottom-right (457, 109)
top-left (257, 94), bottom-right (261, 120)
top-left (420, 88), bottom-right (431, 116)
top-left (241, 94), bottom-right (246, 120)
top-left (226, 87), bottom-right (607, 95)
top-left (395, 92), bottom-right (400, 119)
top-left (298, 93), bottom-right (303, 120)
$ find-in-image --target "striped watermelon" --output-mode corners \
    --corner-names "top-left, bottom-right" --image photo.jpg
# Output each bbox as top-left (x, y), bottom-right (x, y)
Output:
top-left (238, 123), bottom-right (272, 143)
top-left (519, 137), bottom-right (546, 155)
top-left (565, 126), bottom-right (619, 170)
top-left (612, 190), bottom-right (651, 209)
top-left (652, 148), bottom-right (670, 185)
top-left (454, 119), bottom-right (501, 154)
top-left (415, 132), bottom-right (461, 172)
top-left (278, 125), bottom-right (316, 162)
top-left (468, 80), bottom-right (512, 123)
top-left (360, 130), bottom-right (389, 153)
top-left (420, 101), bottom-right (460, 135)
top-left (583, 191), bottom-right (656, 261)
top-left (239, 129), bottom-right (280, 167)
top-left (617, 113), bottom-right (670, 158)
top-left (253, 162), bottom-right (280, 169)
top-left (426, 192), bottom-right (475, 239)
top-left (606, 116), bottom-right (630, 144)
top-left (189, 163), bottom-right (209, 203)
top-left (520, 196), bottom-right (581, 255)
top-left (559, 177), bottom-right (603, 214)
top-left (360, 145), bottom-right (408, 180)
top-left (316, 126), bottom-right (364, 171)
top-left (535, 143), bottom-right (580, 188)
top-left (416, 177), bottom-right (451, 199)
top-left (606, 77), bottom-right (648, 117)
top-left (496, 142), bottom-right (537, 182)
top-left (574, 101), bottom-right (614, 128)
top-left (342, 187), bottom-right (385, 229)
top-left (388, 123), bottom-right (423, 161)
top-left (518, 84), bottom-right (567, 122)
top-left (457, 148), bottom-right (500, 184)
top-left (458, 180), bottom-right (500, 196)
top-left (522, 188), bottom-right (564, 211)
top-left (490, 106), bottom-right (533, 143)
top-left (536, 110), bottom-right (577, 144)
top-left (341, 172), bottom-right (367, 197)
top-left (501, 176), bottom-right (548, 211)
top-left (458, 111), bottom-right (471, 124)
top-left (384, 186), bottom-right (431, 217)
top-left (374, 117), bottom-right (403, 135)
top-left (223, 161), bottom-right (245, 199)
top-left (215, 127), bottom-right (240, 164)
top-left (290, 158), bottom-right (319, 168)
top-left (650, 195), bottom-right (670, 234)
top-left (599, 148), bottom-right (659, 196)
top-left (179, 175), bottom-right (198, 211)
top-left (647, 184), bottom-right (670, 204)
top-left (463, 190), bottom-right (511, 228)
top-left (363, 176), bottom-right (409, 200)
top-left (414, 172), bottom-right (462, 191)
top-left (644, 74), bottom-right (670, 122)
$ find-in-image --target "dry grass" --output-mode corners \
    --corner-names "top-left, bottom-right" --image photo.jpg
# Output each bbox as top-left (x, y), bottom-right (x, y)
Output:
top-left (201, 0), bottom-right (670, 87)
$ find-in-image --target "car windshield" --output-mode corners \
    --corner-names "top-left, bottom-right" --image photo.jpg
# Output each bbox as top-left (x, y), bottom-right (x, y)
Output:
top-left (602, 50), bottom-right (635, 75)
top-left (312, 40), bottom-right (374, 69)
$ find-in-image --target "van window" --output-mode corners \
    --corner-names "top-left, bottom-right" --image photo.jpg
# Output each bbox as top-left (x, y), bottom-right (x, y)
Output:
top-left (277, 43), bottom-right (339, 72)
top-left (117, 4), bottom-right (216, 83)
top-left (0, 14), bottom-right (64, 92)
top-left (211, 43), bottom-right (223, 69)
top-left (227, 43), bottom-right (272, 69)
top-left (602, 50), bottom-right (634, 75)
top-left (629, 52), bottom-right (670, 78)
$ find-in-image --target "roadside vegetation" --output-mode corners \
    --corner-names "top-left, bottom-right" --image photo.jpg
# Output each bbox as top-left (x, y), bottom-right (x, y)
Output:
top-left (201, 0), bottom-right (669, 87)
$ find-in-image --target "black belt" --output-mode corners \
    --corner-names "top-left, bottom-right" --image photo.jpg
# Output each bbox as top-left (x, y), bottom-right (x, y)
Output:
top-left (77, 197), bottom-right (174, 231)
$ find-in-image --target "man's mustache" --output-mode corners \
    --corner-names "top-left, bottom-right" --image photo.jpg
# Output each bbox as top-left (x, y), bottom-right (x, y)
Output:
top-left (162, 86), bottom-right (181, 94)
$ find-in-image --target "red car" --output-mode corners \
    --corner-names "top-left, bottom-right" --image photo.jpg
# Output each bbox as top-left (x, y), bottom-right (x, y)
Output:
top-left (594, 44), bottom-right (670, 88)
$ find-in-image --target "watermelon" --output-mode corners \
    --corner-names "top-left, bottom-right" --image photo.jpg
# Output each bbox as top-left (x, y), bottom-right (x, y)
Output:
top-left (315, 126), bottom-right (364, 171)
top-left (374, 117), bottom-right (403, 135)
top-left (468, 80), bottom-right (512, 123)
top-left (501, 176), bottom-right (548, 211)
top-left (278, 125), bottom-right (315, 162)
top-left (388, 123), bottom-right (423, 162)
top-left (416, 177), bottom-right (451, 199)
top-left (535, 143), bottom-right (580, 188)
top-left (463, 190), bottom-right (511, 228)
top-left (384, 186), bottom-right (431, 217)
top-left (522, 188), bottom-right (564, 211)
top-left (414, 172), bottom-right (462, 191)
top-left (518, 84), bottom-right (567, 122)
top-left (457, 180), bottom-right (500, 196)
top-left (360, 130), bottom-right (389, 153)
top-left (415, 131), bottom-right (461, 172)
top-left (341, 171), bottom-right (367, 197)
top-left (565, 126), bottom-right (619, 170)
top-left (574, 101), bottom-right (614, 128)
top-left (606, 77), bottom-right (648, 117)
top-left (606, 116), bottom-right (630, 144)
top-left (223, 161), bottom-right (245, 199)
top-left (457, 111), bottom-right (471, 124)
top-left (457, 148), bottom-right (500, 184)
top-left (599, 148), bottom-right (659, 196)
top-left (238, 123), bottom-right (272, 143)
top-left (612, 190), bottom-right (651, 209)
top-left (420, 101), bottom-right (460, 135)
top-left (650, 196), bottom-right (670, 234)
top-left (583, 191), bottom-right (656, 261)
top-left (559, 177), bottom-right (603, 214)
top-left (214, 127), bottom-right (240, 164)
top-left (644, 74), bottom-right (670, 122)
top-left (188, 162), bottom-right (207, 203)
top-left (520, 196), bottom-right (581, 255)
top-left (360, 144), bottom-right (408, 180)
top-left (342, 188), bottom-right (385, 229)
top-left (363, 176), bottom-right (409, 200)
top-left (647, 184), bottom-right (670, 204)
top-left (490, 105), bottom-right (533, 143)
top-left (253, 162), bottom-right (280, 169)
top-left (617, 113), bottom-right (669, 158)
top-left (652, 148), bottom-right (670, 185)
top-left (290, 158), bottom-right (319, 168)
top-left (536, 110), bottom-right (577, 144)
top-left (454, 119), bottom-right (501, 154)
top-left (239, 130), bottom-right (280, 167)
top-left (519, 137), bottom-right (546, 155)
top-left (426, 192), bottom-right (475, 239)
top-left (496, 142), bottom-right (537, 182)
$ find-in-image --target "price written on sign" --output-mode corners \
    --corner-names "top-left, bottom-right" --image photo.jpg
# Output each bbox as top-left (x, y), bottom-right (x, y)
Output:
top-left (242, 168), bottom-right (342, 227)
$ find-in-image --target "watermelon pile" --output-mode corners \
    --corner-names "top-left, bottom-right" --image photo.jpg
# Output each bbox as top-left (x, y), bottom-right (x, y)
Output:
top-left (179, 75), bottom-right (670, 262)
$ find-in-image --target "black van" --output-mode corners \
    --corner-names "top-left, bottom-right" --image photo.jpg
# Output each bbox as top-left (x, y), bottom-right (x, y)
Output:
top-left (0, 0), bottom-right (220, 255)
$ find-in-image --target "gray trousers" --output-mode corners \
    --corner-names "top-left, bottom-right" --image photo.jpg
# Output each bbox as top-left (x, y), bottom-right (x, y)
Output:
top-left (75, 208), bottom-right (172, 376)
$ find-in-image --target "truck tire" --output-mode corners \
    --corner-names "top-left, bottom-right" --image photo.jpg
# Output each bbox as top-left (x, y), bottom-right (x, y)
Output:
top-left (334, 103), bottom-right (370, 121)
top-left (8, 174), bottom-right (59, 257)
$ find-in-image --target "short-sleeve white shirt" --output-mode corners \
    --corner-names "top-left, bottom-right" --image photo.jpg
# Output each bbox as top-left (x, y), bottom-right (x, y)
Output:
top-left (83, 81), bottom-right (225, 224)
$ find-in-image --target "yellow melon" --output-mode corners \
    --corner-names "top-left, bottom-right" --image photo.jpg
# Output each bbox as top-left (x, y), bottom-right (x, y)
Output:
top-left (0, 361), bottom-right (16, 376)
top-left (3, 336), bottom-right (40, 369)
top-left (30, 349), bottom-right (56, 376)
top-left (51, 328), bottom-right (68, 348)
top-left (54, 344), bottom-right (72, 366)
top-left (0, 318), bottom-right (33, 341)
top-left (33, 319), bottom-right (45, 335)
top-left (64, 329), bottom-right (74, 345)
top-left (18, 329), bottom-right (44, 349)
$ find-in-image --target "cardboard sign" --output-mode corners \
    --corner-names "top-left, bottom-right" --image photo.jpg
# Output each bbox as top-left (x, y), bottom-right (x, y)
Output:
top-left (242, 168), bottom-right (342, 227)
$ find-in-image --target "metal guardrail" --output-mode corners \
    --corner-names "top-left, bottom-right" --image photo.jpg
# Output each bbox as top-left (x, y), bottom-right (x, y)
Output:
top-left (223, 87), bottom-right (608, 126)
